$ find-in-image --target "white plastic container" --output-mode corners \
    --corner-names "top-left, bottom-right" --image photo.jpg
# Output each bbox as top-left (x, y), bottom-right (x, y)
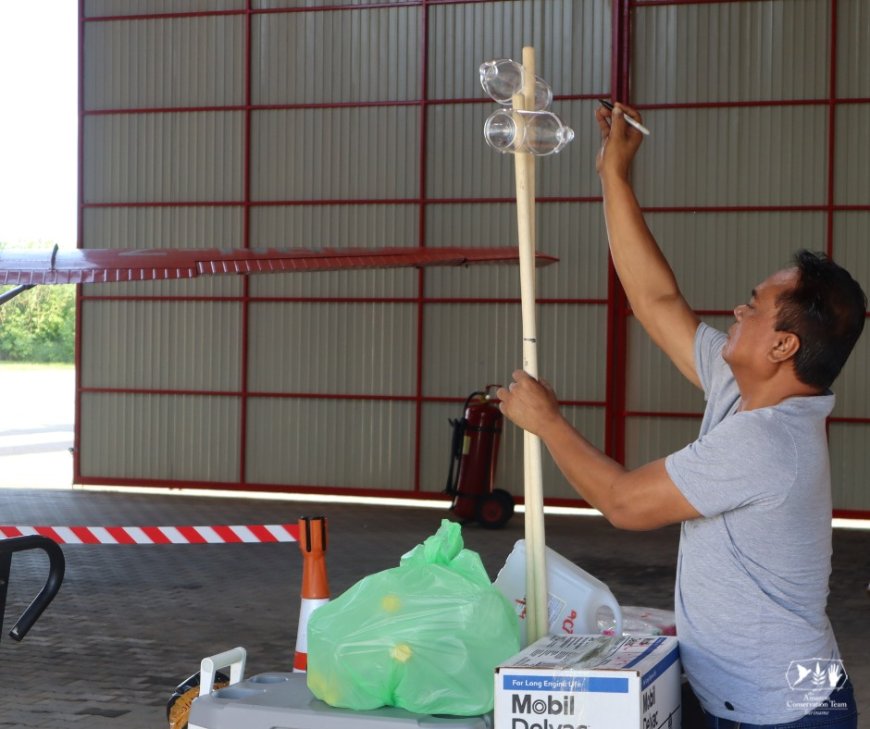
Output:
top-left (493, 539), bottom-right (622, 645)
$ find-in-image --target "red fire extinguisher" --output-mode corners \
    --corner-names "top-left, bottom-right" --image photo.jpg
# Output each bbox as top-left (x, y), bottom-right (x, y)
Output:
top-left (444, 386), bottom-right (515, 529)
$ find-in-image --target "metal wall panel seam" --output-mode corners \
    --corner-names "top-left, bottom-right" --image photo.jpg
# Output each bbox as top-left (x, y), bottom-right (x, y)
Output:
top-left (413, 0), bottom-right (431, 492)
top-left (75, 0), bottom-right (87, 484)
top-left (826, 0), bottom-right (838, 257)
top-left (239, 1), bottom-right (254, 484)
top-left (604, 0), bottom-right (632, 462)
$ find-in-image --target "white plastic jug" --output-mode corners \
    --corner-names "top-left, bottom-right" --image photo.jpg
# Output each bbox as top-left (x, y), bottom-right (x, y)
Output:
top-left (493, 539), bottom-right (623, 646)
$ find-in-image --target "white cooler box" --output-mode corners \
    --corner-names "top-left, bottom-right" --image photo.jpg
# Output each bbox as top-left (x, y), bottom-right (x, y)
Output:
top-left (188, 648), bottom-right (493, 729)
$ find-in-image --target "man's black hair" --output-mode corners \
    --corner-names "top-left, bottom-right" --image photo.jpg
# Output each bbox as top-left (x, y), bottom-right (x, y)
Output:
top-left (775, 250), bottom-right (867, 390)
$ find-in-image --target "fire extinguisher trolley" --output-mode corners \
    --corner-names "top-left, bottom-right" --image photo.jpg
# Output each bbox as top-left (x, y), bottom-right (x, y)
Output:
top-left (444, 386), bottom-right (515, 529)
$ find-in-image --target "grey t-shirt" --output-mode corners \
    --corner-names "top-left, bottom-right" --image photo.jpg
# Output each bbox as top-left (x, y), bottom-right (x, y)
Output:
top-left (665, 323), bottom-right (839, 724)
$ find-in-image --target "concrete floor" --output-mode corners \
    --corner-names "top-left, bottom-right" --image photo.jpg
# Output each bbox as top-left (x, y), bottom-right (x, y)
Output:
top-left (0, 366), bottom-right (866, 727)
top-left (0, 483), bottom-right (866, 729)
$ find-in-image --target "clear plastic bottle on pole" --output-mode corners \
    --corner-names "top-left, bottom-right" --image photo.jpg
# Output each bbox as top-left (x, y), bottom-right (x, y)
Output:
top-left (479, 59), bottom-right (553, 111)
top-left (484, 108), bottom-right (575, 156)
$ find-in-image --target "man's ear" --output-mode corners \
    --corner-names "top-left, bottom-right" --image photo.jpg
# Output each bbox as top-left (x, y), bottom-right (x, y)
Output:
top-left (769, 332), bottom-right (800, 362)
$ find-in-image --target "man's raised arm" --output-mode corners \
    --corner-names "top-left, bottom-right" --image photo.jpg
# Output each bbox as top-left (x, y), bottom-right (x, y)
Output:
top-left (596, 103), bottom-right (701, 388)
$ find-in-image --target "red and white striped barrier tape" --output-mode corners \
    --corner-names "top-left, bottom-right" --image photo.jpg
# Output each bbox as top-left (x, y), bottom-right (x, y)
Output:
top-left (0, 524), bottom-right (300, 545)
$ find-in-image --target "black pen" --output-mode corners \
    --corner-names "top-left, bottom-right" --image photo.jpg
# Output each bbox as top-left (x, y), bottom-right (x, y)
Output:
top-left (598, 99), bottom-right (650, 136)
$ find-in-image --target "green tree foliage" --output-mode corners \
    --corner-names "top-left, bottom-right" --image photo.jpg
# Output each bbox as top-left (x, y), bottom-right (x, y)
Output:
top-left (0, 284), bottom-right (76, 363)
top-left (0, 243), bottom-right (76, 363)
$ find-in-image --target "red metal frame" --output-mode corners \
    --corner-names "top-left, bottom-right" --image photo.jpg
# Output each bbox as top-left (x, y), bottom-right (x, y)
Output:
top-left (238, 1), bottom-right (254, 485)
top-left (73, 0), bottom-right (86, 484)
top-left (75, 0), bottom-right (869, 517)
top-left (604, 0), bottom-right (633, 464)
top-left (825, 0), bottom-right (838, 258)
top-left (412, 1), bottom-right (432, 493)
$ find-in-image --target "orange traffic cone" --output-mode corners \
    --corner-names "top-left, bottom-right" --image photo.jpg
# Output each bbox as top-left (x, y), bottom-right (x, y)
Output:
top-left (293, 516), bottom-right (330, 673)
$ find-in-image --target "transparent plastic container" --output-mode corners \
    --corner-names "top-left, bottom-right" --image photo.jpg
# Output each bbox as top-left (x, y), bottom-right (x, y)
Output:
top-left (483, 108), bottom-right (575, 156)
top-left (479, 59), bottom-right (553, 110)
top-left (493, 539), bottom-right (623, 646)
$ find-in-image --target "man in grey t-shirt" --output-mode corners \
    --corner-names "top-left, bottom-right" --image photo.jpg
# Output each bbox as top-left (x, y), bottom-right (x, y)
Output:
top-left (666, 322), bottom-right (840, 722)
top-left (497, 103), bottom-right (865, 727)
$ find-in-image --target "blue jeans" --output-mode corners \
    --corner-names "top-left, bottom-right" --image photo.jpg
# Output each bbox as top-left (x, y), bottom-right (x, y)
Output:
top-left (702, 679), bottom-right (858, 729)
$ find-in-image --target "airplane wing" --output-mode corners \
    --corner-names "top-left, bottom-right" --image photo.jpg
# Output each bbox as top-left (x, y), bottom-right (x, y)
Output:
top-left (0, 246), bottom-right (558, 286)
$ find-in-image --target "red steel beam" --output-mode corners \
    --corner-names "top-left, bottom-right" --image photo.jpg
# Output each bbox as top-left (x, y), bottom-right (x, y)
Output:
top-left (412, 1), bottom-right (432, 493)
top-left (826, 0), bottom-right (839, 258)
top-left (77, 295), bottom-right (599, 305)
top-left (77, 386), bottom-right (607, 410)
top-left (238, 0), bottom-right (254, 485)
top-left (603, 0), bottom-right (633, 464)
top-left (78, 199), bottom-right (870, 212)
top-left (74, 0), bottom-right (87, 486)
top-left (81, 93), bottom-right (609, 117)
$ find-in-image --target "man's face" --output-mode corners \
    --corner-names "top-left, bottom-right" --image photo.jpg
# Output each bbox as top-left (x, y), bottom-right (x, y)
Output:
top-left (722, 268), bottom-right (799, 371)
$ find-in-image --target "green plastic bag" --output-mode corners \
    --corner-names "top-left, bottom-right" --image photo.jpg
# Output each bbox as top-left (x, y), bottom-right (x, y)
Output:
top-left (306, 520), bottom-right (520, 716)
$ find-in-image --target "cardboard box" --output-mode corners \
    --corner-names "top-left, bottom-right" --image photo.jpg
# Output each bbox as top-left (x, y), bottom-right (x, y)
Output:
top-left (494, 635), bottom-right (680, 729)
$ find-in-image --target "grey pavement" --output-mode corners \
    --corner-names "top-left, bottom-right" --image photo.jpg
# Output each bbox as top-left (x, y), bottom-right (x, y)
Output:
top-left (0, 489), bottom-right (866, 728)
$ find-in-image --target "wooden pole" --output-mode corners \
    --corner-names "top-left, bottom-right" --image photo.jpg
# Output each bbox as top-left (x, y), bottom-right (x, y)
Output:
top-left (512, 46), bottom-right (548, 645)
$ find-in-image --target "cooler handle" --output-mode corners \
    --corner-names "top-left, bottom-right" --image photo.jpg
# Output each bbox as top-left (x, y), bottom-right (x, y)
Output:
top-left (199, 646), bottom-right (247, 697)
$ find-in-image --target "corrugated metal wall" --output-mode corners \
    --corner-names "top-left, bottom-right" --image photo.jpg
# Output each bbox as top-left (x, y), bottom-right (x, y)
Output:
top-left (77, 0), bottom-right (869, 515)
top-left (624, 0), bottom-right (870, 516)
